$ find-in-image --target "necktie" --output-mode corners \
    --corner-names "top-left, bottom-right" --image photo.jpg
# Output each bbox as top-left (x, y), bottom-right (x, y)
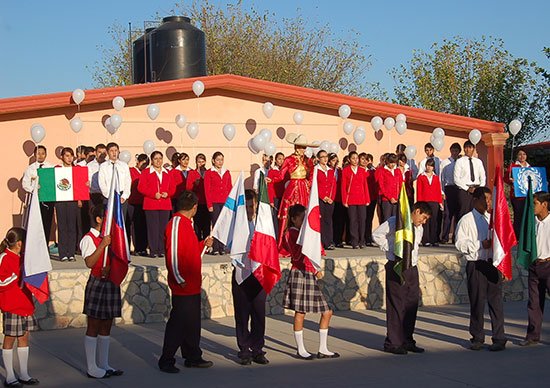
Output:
top-left (38, 163), bottom-right (43, 169)
top-left (469, 157), bottom-right (475, 182)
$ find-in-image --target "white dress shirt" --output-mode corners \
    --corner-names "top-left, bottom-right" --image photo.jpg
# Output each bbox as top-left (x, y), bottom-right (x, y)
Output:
top-left (372, 216), bottom-right (424, 266)
top-left (253, 167), bottom-right (270, 191)
top-left (440, 157), bottom-right (457, 189)
top-left (80, 228), bottom-right (100, 259)
top-left (231, 220), bottom-right (260, 284)
top-left (453, 155), bottom-right (486, 191)
top-left (22, 161), bottom-right (54, 193)
top-left (87, 159), bottom-right (104, 194)
top-left (418, 156), bottom-right (441, 177)
top-left (76, 159), bottom-right (87, 167)
top-left (536, 214), bottom-right (550, 260)
top-left (98, 159), bottom-right (132, 200)
top-left (455, 209), bottom-right (491, 261)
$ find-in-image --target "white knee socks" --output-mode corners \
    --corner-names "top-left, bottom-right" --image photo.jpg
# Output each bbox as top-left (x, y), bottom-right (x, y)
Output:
top-left (293, 330), bottom-right (311, 358)
top-left (318, 329), bottom-right (335, 356)
top-left (96, 335), bottom-right (113, 371)
top-left (17, 347), bottom-right (31, 381)
top-left (2, 349), bottom-right (16, 384)
top-left (84, 336), bottom-right (106, 378)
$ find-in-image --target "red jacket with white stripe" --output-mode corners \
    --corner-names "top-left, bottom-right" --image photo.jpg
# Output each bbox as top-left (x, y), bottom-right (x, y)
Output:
top-left (317, 166), bottom-right (337, 201)
top-left (138, 167), bottom-right (176, 211)
top-left (378, 166), bottom-right (403, 202)
top-left (341, 165), bottom-right (370, 206)
top-left (204, 168), bottom-right (232, 209)
top-left (0, 250), bottom-right (35, 316)
top-left (417, 173), bottom-right (443, 204)
top-left (164, 215), bottom-right (205, 295)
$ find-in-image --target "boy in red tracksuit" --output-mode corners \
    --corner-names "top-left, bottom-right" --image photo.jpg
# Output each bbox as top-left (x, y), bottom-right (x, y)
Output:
top-left (378, 153), bottom-right (402, 223)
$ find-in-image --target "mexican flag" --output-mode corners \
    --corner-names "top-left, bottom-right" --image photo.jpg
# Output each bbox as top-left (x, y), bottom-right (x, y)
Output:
top-left (37, 166), bottom-right (89, 202)
top-left (249, 172), bottom-right (281, 294)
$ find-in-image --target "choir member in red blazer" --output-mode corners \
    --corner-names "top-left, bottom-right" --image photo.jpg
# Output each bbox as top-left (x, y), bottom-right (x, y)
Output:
top-left (365, 154), bottom-right (378, 246)
top-left (204, 151), bottom-right (233, 255)
top-left (159, 191), bottom-right (214, 372)
top-left (341, 151), bottom-right (371, 249)
top-left (138, 151), bottom-right (176, 257)
top-left (504, 148), bottom-right (530, 238)
top-left (328, 154), bottom-right (348, 248)
top-left (316, 150), bottom-right (337, 250)
top-left (378, 153), bottom-right (403, 223)
top-left (417, 158), bottom-right (443, 246)
top-left (127, 153), bottom-right (149, 256)
top-left (186, 153), bottom-right (210, 241)
top-left (398, 153), bottom-right (415, 204)
top-left (170, 152), bottom-right (191, 213)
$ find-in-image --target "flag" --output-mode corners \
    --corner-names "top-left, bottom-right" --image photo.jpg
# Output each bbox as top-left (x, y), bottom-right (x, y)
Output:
top-left (517, 176), bottom-right (537, 270)
top-left (23, 185), bottom-right (52, 303)
top-left (491, 165), bottom-right (517, 279)
top-left (393, 182), bottom-right (413, 281)
top-left (297, 168), bottom-right (322, 270)
top-left (102, 166), bottom-right (130, 286)
top-left (37, 166), bottom-right (89, 202)
top-left (211, 171), bottom-right (249, 265)
top-left (249, 172), bottom-right (281, 294)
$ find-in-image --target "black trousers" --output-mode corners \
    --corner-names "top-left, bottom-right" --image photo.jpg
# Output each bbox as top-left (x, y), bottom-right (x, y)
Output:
top-left (90, 192), bottom-right (104, 207)
top-left (127, 203), bottom-right (148, 253)
top-left (365, 202), bottom-right (377, 244)
top-left (231, 271), bottom-right (267, 358)
top-left (40, 201), bottom-right (54, 243)
top-left (211, 202), bottom-right (225, 254)
top-left (384, 261), bottom-right (419, 350)
top-left (194, 204), bottom-right (211, 241)
top-left (56, 201), bottom-right (78, 258)
top-left (511, 197), bottom-right (525, 240)
top-left (319, 201), bottom-right (334, 248)
top-left (457, 189), bottom-right (474, 222)
top-left (526, 261), bottom-right (550, 341)
top-left (332, 202), bottom-right (347, 245)
top-left (145, 210), bottom-right (170, 255)
top-left (441, 185), bottom-right (460, 242)
top-left (78, 200), bottom-right (90, 243)
top-left (380, 201), bottom-right (397, 223)
top-left (347, 205), bottom-right (366, 247)
top-left (421, 202), bottom-right (440, 245)
top-left (159, 293), bottom-right (202, 367)
top-left (466, 261), bottom-right (506, 345)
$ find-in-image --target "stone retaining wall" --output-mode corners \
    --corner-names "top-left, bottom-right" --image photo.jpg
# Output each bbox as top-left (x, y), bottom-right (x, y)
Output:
top-left (31, 253), bottom-right (529, 330)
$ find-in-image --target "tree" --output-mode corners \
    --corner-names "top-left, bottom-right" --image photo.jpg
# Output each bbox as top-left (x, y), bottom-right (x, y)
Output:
top-left (390, 36), bottom-right (547, 147)
top-left (89, 1), bottom-right (384, 99)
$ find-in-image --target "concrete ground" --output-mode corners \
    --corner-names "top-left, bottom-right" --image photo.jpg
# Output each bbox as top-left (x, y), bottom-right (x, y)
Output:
top-left (11, 301), bottom-right (550, 388)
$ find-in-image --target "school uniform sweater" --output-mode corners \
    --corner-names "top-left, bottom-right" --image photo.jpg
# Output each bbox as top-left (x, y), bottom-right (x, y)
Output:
top-left (416, 173), bottom-right (443, 203)
top-left (138, 167), bottom-right (176, 211)
top-left (0, 250), bottom-right (35, 316)
top-left (204, 168), bottom-right (232, 209)
top-left (341, 165), bottom-right (370, 205)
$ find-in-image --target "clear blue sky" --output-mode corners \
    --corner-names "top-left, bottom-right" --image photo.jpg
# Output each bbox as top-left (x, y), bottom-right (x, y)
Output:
top-left (1, 0), bottom-right (548, 100)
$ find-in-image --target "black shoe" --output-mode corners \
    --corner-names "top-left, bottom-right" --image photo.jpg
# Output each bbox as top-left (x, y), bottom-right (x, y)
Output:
top-left (519, 339), bottom-right (539, 347)
top-left (432, 243), bottom-right (439, 247)
top-left (86, 372), bottom-right (110, 379)
top-left (405, 344), bottom-right (425, 353)
top-left (470, 342), bottom-right (484, 351)
top-left (365, 242), bottom-right (373, 247)
top-left (106, 369), bottom-right (124, 376)
top-left (252, 354), bottom-right (269, 364)
top-left (326, 245), bottom-right (335, 251)
top-left (359, 245), bottom-right (366, 249)
top-left (17, 378), bottom-right (39, 386)
top-left (184, 359), bottom-right (213, 368)
top-left (317, 352), bottom-right (340, 359)
top-left (238, 357), bottom-right (252, 365)
top-left (384, 347), bottom-right (407, 355)
top-left (295, 353), bottom-right (315, 360)
top-left (159, 364), bottom-right (180, 373)
top-left (3, 381), bottom-right (22, 388)
top-left (488, 343), bottom-right (505, 352)
top-left (352, 246), bottom-right (360, 249)
top-left (335, 244), bottom-right (344, 248)
top-left (424, 243), bottom-right (432, 247)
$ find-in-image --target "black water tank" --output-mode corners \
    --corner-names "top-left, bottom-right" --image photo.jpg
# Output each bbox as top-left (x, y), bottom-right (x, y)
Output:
top-left (149, 16), bottom-right (207, 82)
top-left (132, 27), bottom-right (155, 84)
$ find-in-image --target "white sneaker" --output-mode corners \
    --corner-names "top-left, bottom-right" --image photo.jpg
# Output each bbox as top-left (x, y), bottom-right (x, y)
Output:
top-left (68, 256), bottom-right (76, 262)
top-left (60, 257), bottom-right (69, 262)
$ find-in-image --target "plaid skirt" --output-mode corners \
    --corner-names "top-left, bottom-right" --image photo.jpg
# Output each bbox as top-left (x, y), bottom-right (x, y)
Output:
top-left (2, 312), bottom-right (37, 337)
top-left (283, 269), bottom-right (330, 313)
top-left (83, 275), bottom-right (122, 319)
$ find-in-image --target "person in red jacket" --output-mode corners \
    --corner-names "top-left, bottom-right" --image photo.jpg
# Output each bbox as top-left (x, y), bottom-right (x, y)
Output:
top-left (138, 151), bottom-right (176, 258)
top-left (316, 150), bottom-right (337, 250)
top-left (378, 153), bottom-right (403, 223)
top-left (204, 151), bottom-right (233, 255)
top-left (127, 153), bottom-right (149, 256)
top-left (417, 158), bottom-right (443, 246)
top-left (365, 154), bottom-right (378, 246)
top-left (329, 154), bottom-right (348, 248)
top-left (397, 153), bottom-right (415, 204)
top-left (341, 151), bottom-right (371, 249)
top-left (0, 228), bottom-right (39, 387)
top-left (504, 148), bottom-right (531, 239)
top-left (159, 191), bottom-right (214, 373)
top-left (170, 152), bottom-right (191, 214)
top-left (267, 152), bottom-right (286, 239)
top-left (186, 154), bottom-right (210, 241)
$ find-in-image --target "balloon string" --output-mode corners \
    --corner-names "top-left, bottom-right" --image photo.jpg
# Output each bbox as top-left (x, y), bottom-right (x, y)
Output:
top-left (510, 135), bottom-right (515, 165)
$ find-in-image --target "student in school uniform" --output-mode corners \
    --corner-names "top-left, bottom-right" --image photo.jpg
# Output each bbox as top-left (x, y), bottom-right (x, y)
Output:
top-left (127, 154), bottom-right (149, 256)
top-left (159, 191), bottom-right (214, 373)
top-left (519, 191), bottom-right (550, 346)
top-left (282, 204), bottom-right (339, 360)
top-left (169, 152), bottom-right (180, 171)
top-left (138, 151), bottom-right (175, 258)
top-left (439, 142), bottom-right (462, 243)
top-left (375, 153), bottom-right (388, 224)
top-left (80, 205), bottom-right (124, 379)
top-left (253, 154), bottom-right (272, 192)
top-left (365, 154), bottom-right (378, 246)
top-left (372, 202), bottom-right (432, 355)
top-left (204, 152), bottom-right (232, 255)
top-left (316, 150), bottom-right (337, 250)
top-left (87, 144), bottom-right (107, 207)
top-left (397, 153), bottom-right (414, 204)
top-left (417, 143), bottom-right (441, 176)
top-left (328, 153), bottom-right (347, 248)
top-left (341, 151), bottom-right (370, 249)
top-left (170, 152), bottom-right (191, 214)
top-left (454, 140), bottom-right (486, 222)
top-left (98, 143), bottom-right (132, 217)
top-left (378, 153), bottom-right (403, 223)
top-left (267, 152), bottom-right (286, 238)
top-left (396, 144), bottom-right (418, 179)
top-left (0, 228), bottom-right (40, 387)
top-left (504, 148), bottom-right (531, 239)
top-left (455, 187), bottom-right (507, 351)
top-left (416, 158), bottom-right (443, 246)
top-left (186, 154), bottom-right (210, 241)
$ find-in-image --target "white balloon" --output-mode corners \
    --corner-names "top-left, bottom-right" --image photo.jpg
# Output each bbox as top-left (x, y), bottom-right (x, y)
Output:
top-left (252, 134), bottom-right (267, 150)
top-left (509, 119), bottom-right (522, 136)
top-left (343, 121), bottom-right (354, 135)
top-left (384, 117), bottom-right (396, 131)
top-left (469, 129), bottom-right (482, 145)
top-left (264, 142), bottom-right (277, 156)
top-left (329, 142), bottom-right (339, 154)
top-left (70, 118), bottom-right (83, 133)
top-left (192, 80), bottom-right (205, 97)
top-left (112, 96), bottom-right (125, 111)
top-left (405, 145), bottom-right (417, 160)
top-left (187, 123), bottom-right (199, 139)
top-left (371, 116), bottom-right (383, 131)
top-left (175, 114), bottom-right (187, 128)
top-left (433, 137), bottom-right (444, 152)
top-left (143, 140), bottom-right (155, 155)
top-left (320, 140), bottom-right (331, 152)
top-left (395, 120), bottom-right (407, 135)
top-left (72, 88), bottom-right (85, 105)
top-left (262, 102), bottom-right (274, 119)
top-left (338, 104), bottom-right (351, 119)
top-left (119, 150), bottom-right (131, 164)
top-left (353, 128), bottom-right (366, 145)
top-left (259, 128), bottom-right (272, 142)
top-left (110, 113), bottom-right (122, 129)
top-left (396, 113), bottom-right (407, 122)
top-left (30, 124), bottom-right (46, 143)
top-left (147, 104), bottom-right (160, 120)
top-left (433, 127), bottom-right (445, 139)
top-left (430, 134), bottom-right (436, 145)
top-left (104, 117), bottom-right (117, 135)
top-left (356, 125), bottom-right (366, 133)
top-left (248, 138), bottom-right (260, 154)
top-left (293, 112), bottom-right (304, 125)
top-left (304, 147), bottom-right (313, 158)
top-left (223, 124), bottom-right (236, 141)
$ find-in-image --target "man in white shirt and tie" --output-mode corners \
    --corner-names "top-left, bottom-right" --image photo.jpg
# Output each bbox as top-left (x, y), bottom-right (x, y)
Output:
top-left (455, 186), bottom-right (507, 351)
top-left (98, 142), bottom-right (132, 217)
top-left (439, 142), bottom-right (462, 243)
top-left (87, 144), bottom-right (107, 206)
top-left (454, 140), bottom-right (486, 222)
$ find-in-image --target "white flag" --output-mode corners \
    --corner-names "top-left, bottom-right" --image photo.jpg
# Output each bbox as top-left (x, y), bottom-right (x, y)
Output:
top-left (24, 185), bottom-right (52, 276)
top-left (297, 168), bottom-right (322, 270)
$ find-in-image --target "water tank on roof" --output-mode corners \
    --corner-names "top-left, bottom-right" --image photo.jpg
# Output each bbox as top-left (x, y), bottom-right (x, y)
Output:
top-left (132, 27), bottom-right (155, 84)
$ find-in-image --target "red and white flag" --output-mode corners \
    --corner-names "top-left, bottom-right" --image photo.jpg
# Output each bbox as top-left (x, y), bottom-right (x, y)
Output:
top-left (297, 168), bottom-right (322, 270)
top-left (491, 165), bottom-right (517, 280)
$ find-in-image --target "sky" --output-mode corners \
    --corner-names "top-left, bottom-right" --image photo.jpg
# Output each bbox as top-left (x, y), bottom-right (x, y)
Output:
top-left (1, 0), bottom-right (548, 100)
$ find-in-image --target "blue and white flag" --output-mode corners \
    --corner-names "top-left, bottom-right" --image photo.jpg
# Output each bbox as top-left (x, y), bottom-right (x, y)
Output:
top-left (512, 167), bottom-right (548, 197)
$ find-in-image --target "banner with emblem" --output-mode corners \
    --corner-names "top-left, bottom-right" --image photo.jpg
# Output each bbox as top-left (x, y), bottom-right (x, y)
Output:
top-left (37, 166), bottom-right (89, 201)
top-left (512, 167), bottom-right (548, 198)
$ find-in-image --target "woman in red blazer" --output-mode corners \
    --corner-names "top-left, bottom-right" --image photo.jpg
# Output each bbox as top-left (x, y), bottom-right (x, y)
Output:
top-left (204, 151), bottom-right (232, 255)
top-left (316, 150), bottom-right (337, 250)
top-left (378, 153), bottom-right (402, 223)
top-left (170, 152), bottom-right (191, 213)
top-left (329, 154), bottom-right (347, 248)
top-left (341, 151), bottom-right (370, 249)
top-left (138, 151), bottom-right (175, 257)
top-left (504, 148), bottom-right (530, 238)
top-left (417, 158), bottom-right (443, 246)
top-left (128, 153), bottom-right (149, 256)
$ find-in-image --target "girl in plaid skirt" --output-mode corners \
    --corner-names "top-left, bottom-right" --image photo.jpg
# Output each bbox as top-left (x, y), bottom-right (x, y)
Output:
top-left (80, 205), bottom-right (123, 379)
top-left (282, 205), bottom-right (339, 360)
top-left (0, 227), bottom-right (39, 387)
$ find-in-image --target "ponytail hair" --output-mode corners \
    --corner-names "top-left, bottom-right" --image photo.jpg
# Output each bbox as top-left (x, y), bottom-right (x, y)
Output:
top-left (0, 227), bottom-right (26, 254)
